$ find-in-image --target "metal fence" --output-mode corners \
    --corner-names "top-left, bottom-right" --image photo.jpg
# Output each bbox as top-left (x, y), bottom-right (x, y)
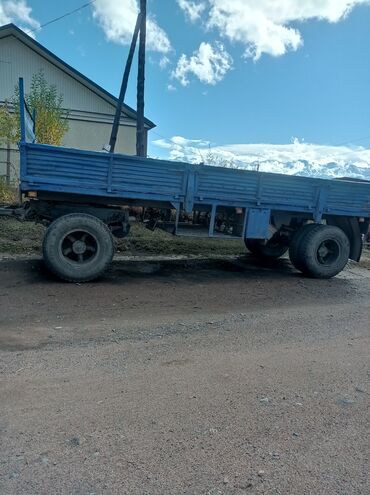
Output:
top-left (0, 145), bottom-right (20, 184)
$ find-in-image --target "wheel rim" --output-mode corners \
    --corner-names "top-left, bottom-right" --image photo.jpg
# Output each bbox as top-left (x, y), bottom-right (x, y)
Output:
top-left (59, 230), bottom-right (98, 264)
top-left (316, 239), bottom-right (340, 265)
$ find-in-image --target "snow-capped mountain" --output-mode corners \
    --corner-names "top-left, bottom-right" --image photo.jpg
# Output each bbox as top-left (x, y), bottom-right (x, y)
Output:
top-left (233, 158), bottom-right (370, 180)
top-left (152, 137), bottom-right (370, 181)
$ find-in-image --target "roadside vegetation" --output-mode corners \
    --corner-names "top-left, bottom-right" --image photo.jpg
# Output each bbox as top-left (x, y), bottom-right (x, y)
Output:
top-left (0, 217), bottom-right (44, 254)
top-left (123, 222), bottom-right (245, 255)
top-left (0, 70), bottom-right (69, 147)
top-left (1, 217), bottom-right (369, 267)
top-left (0, 178), bottom-right (18, 204)
top-left (0, 218), bottom-right (245, 257)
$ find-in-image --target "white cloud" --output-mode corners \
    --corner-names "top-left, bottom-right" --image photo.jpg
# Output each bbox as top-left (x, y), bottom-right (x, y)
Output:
top-left (207, 0), bottom-right (370, 60)
top-left (153, 136), bottom-right (210, 162)
top-left (0, 0), bottom-right (40, 34)
top-left (177, 0), bottom-right (206, 22)
top-left (159, 56), bottom-right (170, 69)
top-left (92, 0), bottom-right (171, 53)
top-left (152, 136), bottom-right (370, 179)
top-left (172, 41), bottom-right (232, 86)
top-left (172, 1), bottom-right (369, 85)
top-left (172, 135), bottom-right (210, 147)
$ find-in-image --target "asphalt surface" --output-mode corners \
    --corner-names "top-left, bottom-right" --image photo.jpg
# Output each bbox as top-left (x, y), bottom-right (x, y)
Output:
top-left (0, 255), bottom-right (369, 495)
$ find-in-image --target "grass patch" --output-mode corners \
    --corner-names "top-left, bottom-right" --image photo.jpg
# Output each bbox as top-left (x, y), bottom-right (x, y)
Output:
top-left (0, 217), bottom-right (45, 254)
top-left (0, 218), bottom-right (245, 256)
top-left (118, 223), bottom-right (245, 256)
top-left (1, 217), bottom-right (369, 264)
top-left (0, 179), bottom-right (19, 204)
top-left (359, 248), bottom-right (370, 269)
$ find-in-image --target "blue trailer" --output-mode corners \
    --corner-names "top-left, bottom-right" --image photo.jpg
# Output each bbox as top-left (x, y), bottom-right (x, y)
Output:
top-left (2, 79), bottom-right (370, 282)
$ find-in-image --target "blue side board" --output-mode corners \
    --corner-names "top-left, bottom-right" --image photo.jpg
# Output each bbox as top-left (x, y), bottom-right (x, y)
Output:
top-left (20, 142), bottom-right (370, 225)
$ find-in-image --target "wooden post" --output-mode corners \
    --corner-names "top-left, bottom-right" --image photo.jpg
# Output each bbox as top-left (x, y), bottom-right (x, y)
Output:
top-left (109, 13), bottom-right (142, 154)
top-left (136, 0), bottom-right (147, 157)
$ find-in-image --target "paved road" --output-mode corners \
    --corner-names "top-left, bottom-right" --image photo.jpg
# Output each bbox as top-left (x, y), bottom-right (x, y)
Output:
top-left (0, 257), bottom-right (369, 494)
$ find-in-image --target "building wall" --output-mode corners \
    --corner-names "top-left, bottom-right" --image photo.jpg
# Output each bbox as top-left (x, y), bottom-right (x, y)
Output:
top-left (0, 36), bottom-right (116, 114)
top-left (0, 145), bottom-right (19, 184)
top-left (0, 34), bottom-right (143, 181)
top-left (65, 119), bottom-right (137, 155)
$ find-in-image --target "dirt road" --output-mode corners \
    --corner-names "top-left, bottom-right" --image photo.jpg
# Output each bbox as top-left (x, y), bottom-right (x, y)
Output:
top-left (0, 256), bottom-right (369, 494)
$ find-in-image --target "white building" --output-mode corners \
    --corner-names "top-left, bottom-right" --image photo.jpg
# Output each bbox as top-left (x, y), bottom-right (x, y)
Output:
top-left (0, 23), bottom-right (155, 182)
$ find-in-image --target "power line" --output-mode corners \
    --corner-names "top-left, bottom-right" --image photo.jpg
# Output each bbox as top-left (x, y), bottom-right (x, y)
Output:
top-left (25, 0), bottom-right (96, 35)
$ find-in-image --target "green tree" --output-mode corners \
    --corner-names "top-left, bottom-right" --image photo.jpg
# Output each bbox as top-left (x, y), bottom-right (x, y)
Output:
top-left (0, 100), bottom-right (19, 144)
top-left (0, 70), bottom-right (69, 146)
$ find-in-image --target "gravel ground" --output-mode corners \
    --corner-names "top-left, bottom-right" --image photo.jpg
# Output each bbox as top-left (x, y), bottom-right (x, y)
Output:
top-left (0, 256), bottom-right (369, 495)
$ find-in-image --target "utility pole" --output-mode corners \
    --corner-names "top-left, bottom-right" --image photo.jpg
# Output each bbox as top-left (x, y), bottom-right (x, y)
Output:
top-left (109, 13), bottom-right (142, 153)
top-left (136, 0), bottom-right (147, 157)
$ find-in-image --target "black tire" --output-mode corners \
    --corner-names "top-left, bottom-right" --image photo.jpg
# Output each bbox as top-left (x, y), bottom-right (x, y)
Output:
top-left (291, 224), bottom-right (350, 279)
top-left (245, 238), bottom-right (288, 259)
top-left (289, 223), bottom-right (320, 272)
top-left (43, 213), bottom-right (114, 282)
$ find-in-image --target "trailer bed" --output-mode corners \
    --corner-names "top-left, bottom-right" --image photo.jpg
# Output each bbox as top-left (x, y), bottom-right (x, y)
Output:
top-left (20, 142), bottom-right (370, 220)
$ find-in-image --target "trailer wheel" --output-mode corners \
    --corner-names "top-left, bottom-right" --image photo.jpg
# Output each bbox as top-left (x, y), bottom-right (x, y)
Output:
top-left (43, 213), bottom-right (114, 282)
top-left (291, 224), bottom-right (350, 278)
top-left (289, 223), bottom-right (319, 272)
top-left (245, 238), bottom-right (288, 259)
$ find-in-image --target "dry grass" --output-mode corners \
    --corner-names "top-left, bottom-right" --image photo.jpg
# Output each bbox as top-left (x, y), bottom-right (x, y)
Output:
top-left (0, 179), bottom-right (19, 204)
top-left (118, 223), bottom-right (245, 256)
top-left (0, 217), bottom-right (45, 254)
top-left (0, 218), bottom-right (245, 256)
top-left (1, 217), bottom-right (369, 263)
top-left (359, 248), bottom-right (370, 268)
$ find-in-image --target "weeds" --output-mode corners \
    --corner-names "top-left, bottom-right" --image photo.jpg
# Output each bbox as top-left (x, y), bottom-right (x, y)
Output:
top-left (0, 218), bottom-right (245, 256)
top-left (0, 178), bottom-right (18, 204)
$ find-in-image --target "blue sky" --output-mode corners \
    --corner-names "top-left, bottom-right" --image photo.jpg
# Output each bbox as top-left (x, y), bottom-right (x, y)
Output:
top-left (1, 0), bottom-right (370, 174)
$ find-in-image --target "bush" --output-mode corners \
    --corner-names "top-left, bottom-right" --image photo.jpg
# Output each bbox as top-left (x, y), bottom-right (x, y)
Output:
top-left (0, 70), bottom-right (69, 147)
